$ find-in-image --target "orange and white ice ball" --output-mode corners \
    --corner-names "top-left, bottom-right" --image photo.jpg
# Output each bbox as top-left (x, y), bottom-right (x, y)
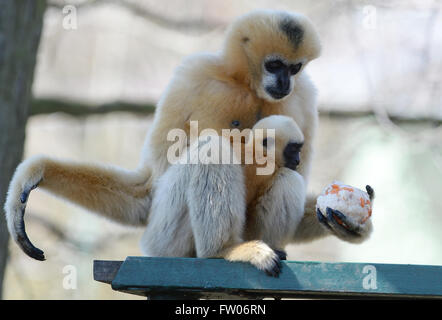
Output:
top-left (316, 181), bottom-right (372, 224)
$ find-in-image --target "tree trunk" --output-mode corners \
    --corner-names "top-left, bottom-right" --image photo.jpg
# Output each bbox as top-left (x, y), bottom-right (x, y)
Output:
top-left (0, 0), bottom-right (46, 299)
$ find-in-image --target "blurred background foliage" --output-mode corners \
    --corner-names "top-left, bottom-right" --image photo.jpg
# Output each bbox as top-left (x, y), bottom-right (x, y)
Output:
top-left (2, 0), bottom-right (442, 299)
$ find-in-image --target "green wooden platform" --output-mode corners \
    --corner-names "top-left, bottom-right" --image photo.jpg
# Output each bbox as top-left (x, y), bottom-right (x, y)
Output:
top-left (93, 257), bottom-right (442, 299)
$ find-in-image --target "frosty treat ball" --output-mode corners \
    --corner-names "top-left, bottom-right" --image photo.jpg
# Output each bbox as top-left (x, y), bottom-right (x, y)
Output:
top-left (316, 181), bottom-right (373, 224)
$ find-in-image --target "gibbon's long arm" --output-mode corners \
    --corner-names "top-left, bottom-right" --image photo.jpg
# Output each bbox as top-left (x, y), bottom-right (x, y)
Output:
top-left (292, 194), bottom-right (373, 244)
top-left (292, 195), bottom-right (330, 242)
top-left (4, 155), bottom-right (152, 260)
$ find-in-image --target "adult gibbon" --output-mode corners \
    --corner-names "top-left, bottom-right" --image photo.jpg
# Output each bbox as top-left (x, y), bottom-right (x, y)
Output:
top-left (4, 10), bottom-right (372, 274)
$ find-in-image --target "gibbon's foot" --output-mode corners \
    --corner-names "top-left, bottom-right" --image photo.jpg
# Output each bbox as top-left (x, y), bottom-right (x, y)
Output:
top-left (224, 241), bottom-right (283, 277)
top-left (265, 253), bottom-right (282, 278)
top-left (273, 249), bottom-right (287, 261)
top-left (316, 207), bottom-right (372, 243)
top-left (248, 242), bottom-right (283, 277)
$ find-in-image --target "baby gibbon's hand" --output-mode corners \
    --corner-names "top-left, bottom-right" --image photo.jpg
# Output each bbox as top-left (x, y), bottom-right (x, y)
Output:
top-left (316, 206), bottom-right (373, 244)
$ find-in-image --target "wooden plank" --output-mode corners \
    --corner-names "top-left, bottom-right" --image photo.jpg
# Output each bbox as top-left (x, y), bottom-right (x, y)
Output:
top-left (100, 257), bottom-right (442, 299)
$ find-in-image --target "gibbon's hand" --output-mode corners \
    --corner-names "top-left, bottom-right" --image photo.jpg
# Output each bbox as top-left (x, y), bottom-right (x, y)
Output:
top-left (4, 156), bottom-right (46, 261)
top-left (317, 207), bottom-right (361, 236)
top-left (316, 185), bottom-right (374, 244)
top-left (17, 180), bottom-right (44, 260)
top-left (266, 250), bottom-right (285, 277)
top-left (316, 207), bottom-right (373, 242)
top-left (273, 249), bottom-right (287, 261)
top-left (264, 252), bottom-right (283, 278)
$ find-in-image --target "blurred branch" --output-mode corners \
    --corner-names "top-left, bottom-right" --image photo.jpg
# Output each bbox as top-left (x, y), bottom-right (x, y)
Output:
top-left (47, 0), bottom-right (225, 32)
top-left (321, 109), bottom-right (441, 126)
top-left (30, 98), bottom-right (156, 116)
top-left (29, 97), bottom-right (442, 126)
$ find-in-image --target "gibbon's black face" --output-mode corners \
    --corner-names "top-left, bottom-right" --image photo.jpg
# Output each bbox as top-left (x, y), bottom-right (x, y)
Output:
top-left (263, 58), bottom-right (302, 100)
top-left (283, 142), bottom-right (303, 170)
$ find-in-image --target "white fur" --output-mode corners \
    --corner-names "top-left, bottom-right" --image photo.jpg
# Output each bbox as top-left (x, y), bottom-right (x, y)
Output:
top-left (140, 164), bottom-right (195, 257)
top-left (141, 120), bottom-right (303, 273)
top-left (247, 168), bottom-right (306, 248)
top-left (141, 135), bottom-right (247, 259)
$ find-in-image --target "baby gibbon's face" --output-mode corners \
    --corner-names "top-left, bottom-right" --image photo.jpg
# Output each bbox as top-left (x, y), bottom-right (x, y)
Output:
top-left (252, 115), bottom-right (304, 170)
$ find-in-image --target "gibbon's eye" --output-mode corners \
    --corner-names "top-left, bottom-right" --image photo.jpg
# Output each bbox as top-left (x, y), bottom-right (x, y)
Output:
top-left (231, 120), bottom-right (241, 127)
top-left (291, 142), bottom-right (303, 151)
top-left (289, 63), bottom-right (302, 75)
top-left (262, 138), bottom-right (268, 147)
top-left (265, 59), bottom-right (285, 73)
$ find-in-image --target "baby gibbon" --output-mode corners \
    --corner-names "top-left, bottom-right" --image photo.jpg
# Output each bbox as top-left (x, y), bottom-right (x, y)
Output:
top-left (141, 115), bottom-right (305, 276)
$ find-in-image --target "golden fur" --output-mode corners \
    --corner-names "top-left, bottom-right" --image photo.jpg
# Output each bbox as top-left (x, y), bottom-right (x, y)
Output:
top-left (142, 10), bottom-right (321, 183)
